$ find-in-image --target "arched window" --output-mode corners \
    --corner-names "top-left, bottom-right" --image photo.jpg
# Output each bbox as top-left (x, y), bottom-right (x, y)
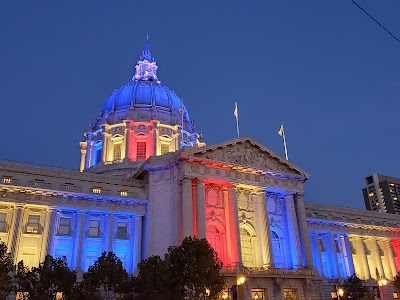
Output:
top-left (240, 228), bottom-right (254, 267)
top-left (271, 231), bottom-right (283, 268)
top-left (92, 141), bottom-right (102, 166)
top-left (207, 225), bottom-right (222, 257)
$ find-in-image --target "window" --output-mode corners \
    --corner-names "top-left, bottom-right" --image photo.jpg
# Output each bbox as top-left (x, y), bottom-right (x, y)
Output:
top-left (0, 213), bottom-right (6, 232)
top-left (116, 222), bottom-right (127, 239)
top-left (271, 231), bottom-right (283, 267)
top-left (88, 220), bottom-right (100, 237)
top-left (283, 288), bottom-right (297, 300)
top-left (92, 187), bottom-right (102, 194)
top-left (240, 228), bottom-right (254, 267)
top-left (2, 177), bottom-right (12, 184)
top-left (136, 142), bottom-right (147, 160)
top-left (251, 289), bottom-right (266, 300)
top-left (113, 143), bottom-right (122, 161)
top-left (58, 218), bottom-right (71, 235)
top-left (160, 143), bottom-right (170, 155)
top-left (95, 147), bottom-right (102, 165)
top-left (120, 191), bottom-right (128, 197)
top-left (26, 215), bottom-right (40, 234)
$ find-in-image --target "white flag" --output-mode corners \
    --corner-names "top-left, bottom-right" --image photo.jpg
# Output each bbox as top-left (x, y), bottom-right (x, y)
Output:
top-left (278, 123), bottom-right (284, 136)
top-left (234, 102), bottom-right (238, 119)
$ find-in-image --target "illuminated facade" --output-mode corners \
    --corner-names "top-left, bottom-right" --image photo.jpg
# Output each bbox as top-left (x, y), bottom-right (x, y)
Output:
top-left (1, 40), bottom-right (400, 299)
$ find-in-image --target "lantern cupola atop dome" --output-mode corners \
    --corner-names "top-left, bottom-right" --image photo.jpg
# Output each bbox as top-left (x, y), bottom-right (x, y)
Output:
top-left (79, 38), bottom-right (205, 175)
top-left (134, 37), bottom-right (159, 82)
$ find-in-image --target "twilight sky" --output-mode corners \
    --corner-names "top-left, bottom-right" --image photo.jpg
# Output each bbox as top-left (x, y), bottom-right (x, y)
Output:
top-left (1, 1), bottom-right (399, 209)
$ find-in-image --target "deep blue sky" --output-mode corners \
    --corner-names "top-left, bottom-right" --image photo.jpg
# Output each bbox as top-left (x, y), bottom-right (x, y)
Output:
top-left (1, 1), bottom-right (399, 209)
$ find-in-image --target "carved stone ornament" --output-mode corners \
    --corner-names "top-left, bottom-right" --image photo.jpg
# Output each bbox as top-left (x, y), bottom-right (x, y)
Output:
top-left (266, 192), bottom-right (281, 215)
top-left (194, 142), bottom-right (291, 173)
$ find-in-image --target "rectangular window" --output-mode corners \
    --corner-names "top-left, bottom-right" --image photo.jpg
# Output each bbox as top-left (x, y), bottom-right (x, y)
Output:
top-left (58, 218), bottom-right (71, 235)
top-left (160, 143), bottom-right (170, 155)
top-left (116, 222), bottom-right (127, 239)
top-left (283, 288), bottom-right (297, 300)
top-left (92, 187), bottom-right (102, 194)
top-left (251, 289), bottom-right (266, 300)
top-left (136, 142), bottom-right (147, 160)
top-left (2, 177), bottom-right (12, 184)
top-left (26, 215), bottom-right (40, 234)
top-left (113, 144), bottom-right (122, 161)
top-left (120, 191), bottom-right (128, 197)
top-left (88, 220), bottom-right (100, 237)
top-left (0, 213), bottom-right (6, 232)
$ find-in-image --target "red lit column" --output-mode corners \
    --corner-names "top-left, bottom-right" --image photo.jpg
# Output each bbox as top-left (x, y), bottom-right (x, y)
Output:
top-left (285, 193), bottom-right (302, 268)
top-left (223, 187), bottom-right (232, 266)
top-left (383, 239), bottom-right (397, 279)
top-left (182, 178), bottom-right (193, 238)
top-left (196, 179), bottom-right (206, 239)
top-left (228, 185), bottom-right (242, 268)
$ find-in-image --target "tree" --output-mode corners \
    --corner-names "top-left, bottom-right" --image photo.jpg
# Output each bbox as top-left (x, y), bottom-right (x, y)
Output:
top-left (394, 272), bottom-right (400, 292)
top-left (342, 274), bottom-right (368, 300)
top-left (135, 237), bottom-right (226, 300)
top-left (14, 255), bottom-right (76, 300)
top-left (0, 241), bottom-right (15, 300)
top-left (80, 252), bottom-right (131, 300)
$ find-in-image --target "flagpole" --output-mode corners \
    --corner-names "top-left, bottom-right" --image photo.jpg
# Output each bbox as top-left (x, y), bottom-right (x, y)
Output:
top-left (181, 99), bottom-right (184, 144)
top-left (281, 123), bottom-right (289, 160)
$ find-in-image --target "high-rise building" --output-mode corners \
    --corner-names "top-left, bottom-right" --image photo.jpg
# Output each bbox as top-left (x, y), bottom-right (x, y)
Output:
top-left (363, 174), bottom-right (400, 215)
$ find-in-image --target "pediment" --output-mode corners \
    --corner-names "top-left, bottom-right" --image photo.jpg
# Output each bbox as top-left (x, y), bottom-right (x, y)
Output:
top-left (182, 137), bottom-right (309, 179)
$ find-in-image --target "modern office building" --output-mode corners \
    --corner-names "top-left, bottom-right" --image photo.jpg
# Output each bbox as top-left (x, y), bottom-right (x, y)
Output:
top-left (1, 40), bottom-right (400, 299)
top-left (363, 174), bottom-right (400, 215)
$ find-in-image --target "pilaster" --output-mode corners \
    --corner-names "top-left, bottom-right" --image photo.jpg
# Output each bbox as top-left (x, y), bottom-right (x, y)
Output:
top-left (285, 193), bottom-right (302, 268)
top-left (133, 216), bottom-right (143, 273)
top-left (8, 205), bottom-right (23, 261)
top-left (107, 214), bottom-right (115, 252)
top-left (182, 178), bottom-right (193, 238)
top-left (196, 179), bottom-right (206, 239)
top-left (40, 208), bottom-right (56, 261)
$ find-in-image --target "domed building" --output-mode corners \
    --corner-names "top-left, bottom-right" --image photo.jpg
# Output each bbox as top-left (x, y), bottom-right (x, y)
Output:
top-left (79, 39), bottom-right (204, 175)
top-left (1, 39), bottom-right (400, 300)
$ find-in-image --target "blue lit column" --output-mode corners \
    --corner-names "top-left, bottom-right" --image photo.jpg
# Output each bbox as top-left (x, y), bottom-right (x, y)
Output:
top-left (107, 213), bottom-right (115, 252)
top-left (295, 194), bottom-right (314, 268)
top-left (329, 233), bottom-right (341, 279)
top-left (132, 216), bottom-right (143, 273)
top-left (311, 232), bottom-right (324, 276)
top-left (196, 179), bottom-right (206, 239)
top-left (341, 235), bottom-right (355, 277)
top-left (182, 178), bottom-right (193, 238)
top-left (285, 193), bottom-right (302, 268)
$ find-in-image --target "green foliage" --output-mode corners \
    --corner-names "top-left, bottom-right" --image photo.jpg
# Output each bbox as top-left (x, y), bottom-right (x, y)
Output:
top-left (135, 237), bottom-right (226, 300)
top-left (14, 255), bottom-right (76, 300)
top-left (80, 252), bottom-right (131, 300)
top-left (342, 274), bottom-right (368, 300)
top-left (394, 272), bottom-right (400, 292)
top-left (0, 241), bottom-right (15, 300)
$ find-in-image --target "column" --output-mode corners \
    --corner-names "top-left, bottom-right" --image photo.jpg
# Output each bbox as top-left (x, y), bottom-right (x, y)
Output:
top-left (285, 194), bottom-right (302, 268)
top-left (341, 235), bottom-right (355, 277)
top-left (40, 208), bottom-right (57, 261)
top-left (133, 216), bottom-right (143, 273)
top-left (253, 192), bottom-right (264, 267)
top-left (295, 194), bottom-right (314, 268)
top-left (123, 122), bottom-right (130, 161)
top-left (329, 233), bottom-right (341, 278)
top-left (311, 232), bottom-right (324, 276)
top-left (181, 178), bottom-right (193, 238)
top-left (73, 212), bottom-right (86, 272)
top-left (371, 238), bottom-right (384, 279)
top-left (8, 205), bottom-right (24, 260)
top-left (257, 191), bottom-right (273, 268)
top-left (107, 214), bottom-right (115, 252)
top-left (357, 237), bottom-right (371, 279)
top-left (384, 239), bottom-right (397, 279)
top-left (196, 180), bottom-right (206, 239)
top-left (228, 185), bottom-right (242, 267)
top-left (101, 131), bottom-right (109, 162)
top-left (223, 188), bottom-right (232, 266)
top-left (79, 142), bottom-right (87, 172)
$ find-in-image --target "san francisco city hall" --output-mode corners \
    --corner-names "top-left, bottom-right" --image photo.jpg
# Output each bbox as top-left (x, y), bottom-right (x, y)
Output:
top-left (1, 40), bottom-right (400, 300)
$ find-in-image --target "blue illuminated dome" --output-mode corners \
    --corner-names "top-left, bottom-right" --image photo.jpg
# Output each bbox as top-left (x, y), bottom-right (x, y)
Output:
top-left (94, 39), bottom-right (192, 132)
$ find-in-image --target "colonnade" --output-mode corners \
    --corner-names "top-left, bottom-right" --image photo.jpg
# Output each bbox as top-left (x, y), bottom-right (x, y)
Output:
top-left (179, 177), bottom-right (314, 270)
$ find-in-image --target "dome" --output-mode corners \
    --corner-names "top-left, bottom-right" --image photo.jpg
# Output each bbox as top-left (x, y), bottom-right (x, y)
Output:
top-left (93, 39), bottom-right (192, 132)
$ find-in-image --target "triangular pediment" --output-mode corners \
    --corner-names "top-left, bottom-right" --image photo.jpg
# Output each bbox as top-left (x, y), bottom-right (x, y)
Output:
top-left (182, 137), bottom-right (310, 179)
